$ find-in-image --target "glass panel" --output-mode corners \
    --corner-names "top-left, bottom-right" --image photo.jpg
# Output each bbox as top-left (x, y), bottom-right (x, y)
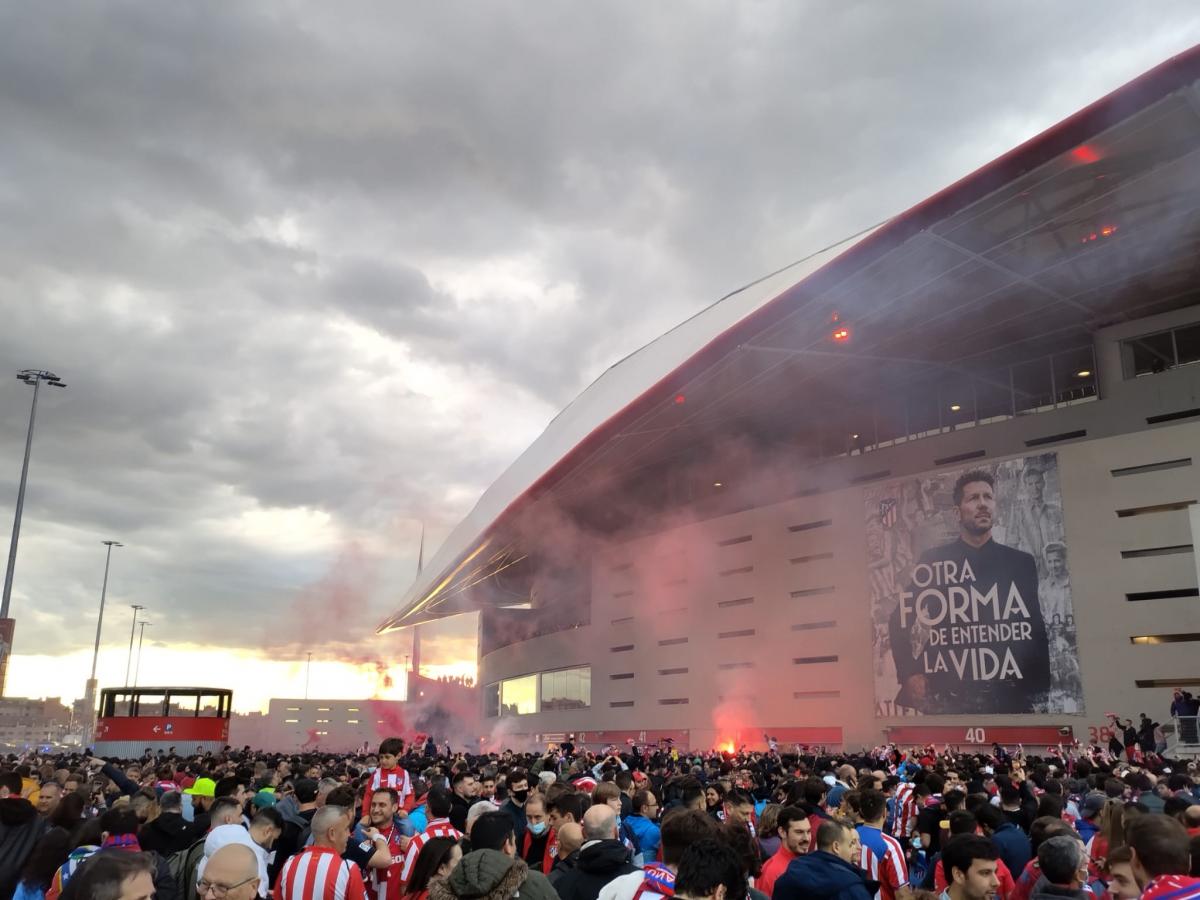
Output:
top-left (1124, 331), bottom-right (1175, 377)
top-left (197, 695), bottom-right (224, 717)
top-left (907, 380), bottom-right (940, 436)
top-left (1052, 346), bottom-right (1097, 403)
top-left (499, 675), bottom-right (537, 716)
top-left (974, 371), bottom-right (1012, 421)
top-left (484, 683), bottom-right (500, 718)
top-left (873, 392), bottom-right (908, 445)
top-left (940, 377), bottom-right (975, 428)
top-left (540, 667), bottom-right (591, 710)
top-left (133, 694), bottom-right (167, 717)
top-left (1013, 357), bottom-right (1053, 413)
top-left (1174, 323), bottom-right (1200, 366)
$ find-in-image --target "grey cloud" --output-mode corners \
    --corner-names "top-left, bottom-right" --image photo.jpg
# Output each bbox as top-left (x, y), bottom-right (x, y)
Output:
top-left (0, 1), bottom-right (1198, 679)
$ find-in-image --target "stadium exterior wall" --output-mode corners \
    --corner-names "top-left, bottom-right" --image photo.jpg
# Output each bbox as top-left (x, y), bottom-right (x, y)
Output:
top-left (479, 311), bottom-right (1200, 750)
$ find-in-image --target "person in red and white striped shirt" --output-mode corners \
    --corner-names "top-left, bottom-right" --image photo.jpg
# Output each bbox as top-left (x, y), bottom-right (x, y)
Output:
top-left (399, 788), bottom-right (463, 885)
top-left (856, 791), bottom-right (908, 900)
top-left (362, 739), bottom-right (414, 816)
top-left (274, 806), bottom-right (367, 900)
top-left (891, 781), bottom-right (917, 842)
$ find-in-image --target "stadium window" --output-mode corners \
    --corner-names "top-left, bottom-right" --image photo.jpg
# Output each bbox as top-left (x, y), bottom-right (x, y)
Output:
top-left (347, 707), bottom-right (359, 712)
top-left (1130, 633), bottom-right (1200, 644)
top-left (611, 700), bottom-right (635, 708)
top-left (658, 637), bottom-right (688, 647)
top-left (1136, 678), bottom-right (1200, 688)
top-left (1123, 329), bottom-right (1178, 377)
top-left (316, 731), bottom-right (328, 736)
top-left (498, 674), bottom-right (537, 716)
top-left (284, 718), bottom-right (299, 723)
top-left (316, 707), bottom-right (330, 711)
top-left (611, 644), bottom-right (635, 652)
top-left (610, 672), bottom-right (634, 680)
top-left (718, 662), bottom-right (755, 670)
top-left (794, 655), bottom-right (839, 665)
top-left (658, 667), bottom-right (689, 675)
top-left (794, 690), bottom-right (841, 699)
top-left (717, 629), bottom-right (755, 639)
top-left (347, 719), bottom-right (360, 724)
top-left (285, 707), bottom-right (300, 712)
top-left (1174, 323), bottom-right (1200, 365)
top-left (792, 620), bottom-right (837, 631)
top-left (658, 698), bottom-right (689, 705)
top-left (539, 666), bottom-right (591, 710)
top-left (1126, 588), bottom-right (1199, 602)
top-left (484, 683), bottom-right (500, 718)
top-left (316, 719), bottom-right (329, 723)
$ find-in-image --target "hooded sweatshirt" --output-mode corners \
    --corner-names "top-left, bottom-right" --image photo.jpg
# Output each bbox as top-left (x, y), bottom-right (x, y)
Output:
top-left (429, 849), bottom-right (558, 900)
top-left (0, 797), bottom-right (47, 899)
top-left (772, 849), bottom-right (877, 900)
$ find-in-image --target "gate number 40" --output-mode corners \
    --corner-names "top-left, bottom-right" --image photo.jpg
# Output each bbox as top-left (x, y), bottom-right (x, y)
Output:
top-left (965, 728), bottom-right (987, 743)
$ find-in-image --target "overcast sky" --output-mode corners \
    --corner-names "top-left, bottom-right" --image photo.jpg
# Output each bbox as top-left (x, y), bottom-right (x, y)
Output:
top-left (1, 2), bottom-right (1198, 708)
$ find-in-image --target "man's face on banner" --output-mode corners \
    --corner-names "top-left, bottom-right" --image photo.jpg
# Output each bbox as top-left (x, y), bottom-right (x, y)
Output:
top-left (1024, 469), bottom-right (1045, 502)
top-left (1047, 548), bottom-right (1066, 579)
top-left (956, 479), bottom-right (995, 538)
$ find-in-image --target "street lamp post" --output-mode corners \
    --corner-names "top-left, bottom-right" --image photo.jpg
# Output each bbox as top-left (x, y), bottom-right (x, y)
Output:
top-left (125, 605), bottom-right (144, 686)
top-left (305, 652), bottom-right (312, 700)
top-left (133, 621), bottom-right (152, 687)
top-left (84, 540), bottom-right (122, 743)
top-left (0, 369), bottom-right (66, 696)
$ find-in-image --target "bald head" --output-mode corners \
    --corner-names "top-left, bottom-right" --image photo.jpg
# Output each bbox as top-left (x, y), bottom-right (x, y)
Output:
top-left (583, 803), bottom-right (618, 841)
top-left (557, 822), bottom-right (584, 856)
top-left (203, 844), bottom-right (260, 899)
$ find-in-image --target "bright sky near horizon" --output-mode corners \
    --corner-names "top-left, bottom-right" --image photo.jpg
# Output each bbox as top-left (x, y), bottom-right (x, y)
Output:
top-left (1, 2), bottom-right (1199, 710)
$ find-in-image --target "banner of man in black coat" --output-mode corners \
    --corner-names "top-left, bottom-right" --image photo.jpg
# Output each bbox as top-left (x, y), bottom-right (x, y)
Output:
top-left (865, 453), bottom-right (1083, 716)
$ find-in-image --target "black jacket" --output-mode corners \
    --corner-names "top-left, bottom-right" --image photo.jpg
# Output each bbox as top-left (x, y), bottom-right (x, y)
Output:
top-left (450, 792), bottom-right (473, 833)
top-left (552, 839), bottom-right (638, 900)
top-left (0, 798), bottom-right (46, 899)
top-left (140, 811), bottom-right (197, 857)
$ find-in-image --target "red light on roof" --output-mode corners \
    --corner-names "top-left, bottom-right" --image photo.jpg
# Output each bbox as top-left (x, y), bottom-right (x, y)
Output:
top-left (1080, 224), bottom-right (1118, 244)
top-left (673, 393), bottom-right (686, 405)
top-left (1071, 144), bottom-right (1101, 164)
top-left (832, 327), bottom-right (851, 342)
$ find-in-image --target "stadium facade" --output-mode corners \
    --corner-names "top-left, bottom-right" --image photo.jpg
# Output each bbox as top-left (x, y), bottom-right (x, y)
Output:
top-left (381, 46), bottom-right (1200, 751)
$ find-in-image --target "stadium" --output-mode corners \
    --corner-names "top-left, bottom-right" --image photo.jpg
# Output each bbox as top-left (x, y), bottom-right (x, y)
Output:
top-left (381, 46), bottom-right (1200, 752)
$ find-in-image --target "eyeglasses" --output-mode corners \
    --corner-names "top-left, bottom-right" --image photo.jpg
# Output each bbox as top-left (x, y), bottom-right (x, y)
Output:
top-left (198, 875), bottom-right (257, 897)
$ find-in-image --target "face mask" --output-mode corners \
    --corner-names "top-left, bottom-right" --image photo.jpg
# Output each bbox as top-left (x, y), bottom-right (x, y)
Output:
top-left (529, 821), bottom-right (548, 836)
top-left (512, 789), bottom-right (529, 804)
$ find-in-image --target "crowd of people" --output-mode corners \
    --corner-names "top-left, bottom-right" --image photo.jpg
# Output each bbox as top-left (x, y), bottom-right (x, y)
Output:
top-left (0, 732), bottom-right (1197, 900)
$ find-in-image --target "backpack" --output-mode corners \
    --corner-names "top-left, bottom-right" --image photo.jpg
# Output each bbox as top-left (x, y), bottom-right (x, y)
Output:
top-left (167, 835), bottom-right (206, 895)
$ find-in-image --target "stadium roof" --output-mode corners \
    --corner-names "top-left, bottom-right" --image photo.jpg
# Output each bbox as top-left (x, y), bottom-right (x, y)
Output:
top-left (380, 44), bottom-right (1200, 632)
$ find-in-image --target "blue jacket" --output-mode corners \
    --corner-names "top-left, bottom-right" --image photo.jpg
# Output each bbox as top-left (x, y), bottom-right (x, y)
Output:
top-left (625, 814), bottom-right (661, 863)
top-left (772, 850), bottom-right (876, 900)
top-left (990, 821), bottom-right (1031, 879)
top-left (1075, 818), bottom-right (1099, 845)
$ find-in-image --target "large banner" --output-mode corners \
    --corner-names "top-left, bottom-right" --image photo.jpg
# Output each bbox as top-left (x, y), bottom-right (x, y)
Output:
top-left (865, 453), bottom-right (1083, 716)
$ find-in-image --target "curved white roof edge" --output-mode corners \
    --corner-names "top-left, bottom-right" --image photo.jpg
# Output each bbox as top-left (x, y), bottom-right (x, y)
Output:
top-left (379, 222), bottom-right (885, 631)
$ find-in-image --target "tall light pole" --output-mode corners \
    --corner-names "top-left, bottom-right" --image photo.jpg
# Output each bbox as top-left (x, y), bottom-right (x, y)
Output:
top-left (84, 540), bottom-right (122, 743)
top-left (133, 621), bottom-right (152, 686)
top-left (125, 605), bottom-right (144, 686)
top-left (0, 369), bottom-right (66, 696)
top-left (304, 652), bottom-right (312, 700)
